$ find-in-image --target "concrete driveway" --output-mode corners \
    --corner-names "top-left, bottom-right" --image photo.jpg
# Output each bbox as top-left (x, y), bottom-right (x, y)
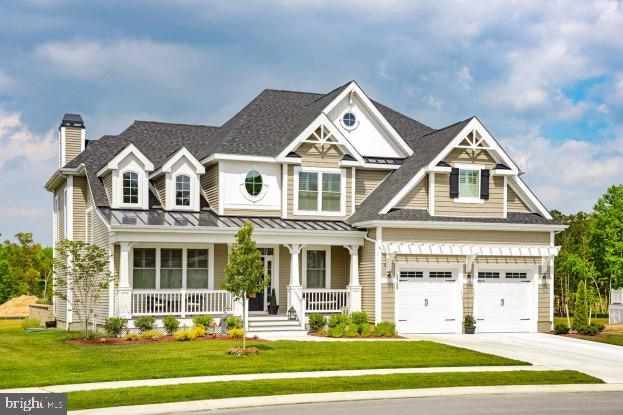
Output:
top-left (405, 333), bottom-right (623, 383)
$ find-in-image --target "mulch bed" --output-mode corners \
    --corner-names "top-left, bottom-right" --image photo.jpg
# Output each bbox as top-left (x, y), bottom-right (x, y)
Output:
top-left (307, 332), bottom-right (404, 339)
top-left (560, 333), bottom-right (608, 341)
top-left (69, 335), bottom-right (266, 345)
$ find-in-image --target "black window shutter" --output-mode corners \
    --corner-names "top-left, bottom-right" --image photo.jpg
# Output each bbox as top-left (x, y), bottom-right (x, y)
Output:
top-left (481, 169), bottom-right (490, 200)
top-left (449, 168), bottom-right (459, 198)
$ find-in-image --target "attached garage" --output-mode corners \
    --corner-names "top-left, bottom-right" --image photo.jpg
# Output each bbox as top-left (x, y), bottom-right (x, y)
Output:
top-left (396, 266), bottom-right (461, 334)
top-left (474, 267), bottom-right (538, 333)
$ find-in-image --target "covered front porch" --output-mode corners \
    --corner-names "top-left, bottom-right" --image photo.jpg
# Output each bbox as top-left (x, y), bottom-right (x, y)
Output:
top-left (105, 209), bottom-right (365, 326)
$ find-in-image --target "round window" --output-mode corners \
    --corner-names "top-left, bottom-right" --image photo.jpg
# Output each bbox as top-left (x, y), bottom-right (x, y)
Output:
top-left (342, 112), bottom-right (356, 128)
top-left (245, 170), bottom-right (263, 196)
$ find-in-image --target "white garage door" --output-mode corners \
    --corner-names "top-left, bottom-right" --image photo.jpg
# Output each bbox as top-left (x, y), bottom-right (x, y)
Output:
top-left (475, 270), bottom-right (534, 333)
top-left (397, 269), bottom-right (459, 334)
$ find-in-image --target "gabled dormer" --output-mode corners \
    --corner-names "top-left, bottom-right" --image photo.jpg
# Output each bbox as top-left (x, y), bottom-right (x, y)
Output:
top-left (150, 147), bottom-right (205, 212)
top-left (97, 143), bottom-right (154, 210)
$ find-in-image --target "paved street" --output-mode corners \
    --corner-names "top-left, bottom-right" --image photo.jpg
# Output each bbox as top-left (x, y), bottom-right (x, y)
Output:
top-left (205, 392), bottom-right (623, 415)
top-left (406, 333), bottom-right (623, 383)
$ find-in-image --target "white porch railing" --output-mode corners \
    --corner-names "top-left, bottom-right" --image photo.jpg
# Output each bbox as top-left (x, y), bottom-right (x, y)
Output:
top-left (612, 289), bottom-right (623, 305)
top-left (131, 290), bottom-right (232, 317)
top-left (303, 289), bottom-right (349, 313)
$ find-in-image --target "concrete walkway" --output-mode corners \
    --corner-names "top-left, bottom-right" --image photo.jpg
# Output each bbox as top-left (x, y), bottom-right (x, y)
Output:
top-left (405, 333), bottom-right (623, 384)
top-left (69, 384), bottom-right (623, 415)
top-left (1, 365), bottom-right (557, 394)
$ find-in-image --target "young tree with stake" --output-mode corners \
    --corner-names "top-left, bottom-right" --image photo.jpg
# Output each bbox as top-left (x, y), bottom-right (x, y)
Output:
top-left (222, 223), bottom-right (268, 349)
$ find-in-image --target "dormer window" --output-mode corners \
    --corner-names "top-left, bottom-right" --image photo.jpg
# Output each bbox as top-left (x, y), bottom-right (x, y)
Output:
top-left (459, 169), bottom-right (479, 199)
top-left (175, 175), bottom-right (191, 207)
top-left (122, 171), bottom-right (139, 204)
top-left (244, 170), bottom-right (263, 197)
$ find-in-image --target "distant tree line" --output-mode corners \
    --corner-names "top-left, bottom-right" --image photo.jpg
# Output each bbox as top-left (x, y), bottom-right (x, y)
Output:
top-left (0, 232), bottom-right (52, 304)
top-left (553, 184), bottom-right (623, 316)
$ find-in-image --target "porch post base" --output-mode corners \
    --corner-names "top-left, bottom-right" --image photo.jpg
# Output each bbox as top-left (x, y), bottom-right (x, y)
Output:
top-left (117, 288), bottom-right (132, 319)
top-left (287, 285), bottom-right (303, 317)
top-left (348, 285), bottom-right (362, 312)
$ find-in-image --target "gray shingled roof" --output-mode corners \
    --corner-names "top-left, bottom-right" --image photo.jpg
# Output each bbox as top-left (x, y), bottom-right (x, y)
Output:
top-left (350, 209), bottom-right (559, 225)
top-left (348, 118), bottom-right (473, 224)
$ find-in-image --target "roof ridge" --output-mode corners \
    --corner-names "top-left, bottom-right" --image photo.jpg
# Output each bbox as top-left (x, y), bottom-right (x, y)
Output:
top-left (133, 120), bottom-right (217, 128)
top-left (306, 81), bottom-right (352, 106)
top-left (263, 88), bottom-right (323, 96)
top-left (417, 117), bottom-right (474, 139)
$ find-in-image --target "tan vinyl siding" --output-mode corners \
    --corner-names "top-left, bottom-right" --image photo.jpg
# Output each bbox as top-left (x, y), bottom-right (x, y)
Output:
top-left (381, 283), bottom-right (394, 322)
top-left (355, 169), bottom-right (391, 206)
top-left (435, 173), bottom-right (504, 217)
top-left (297, 142), bottom-right (343, 168)
top-left (508, 186), bottom-right (531, 213)
top-left (73, 176), bottom-right (88, 242)
top-left (54, 183), bottom-right (67, 323)
top-left (330, 246), bottom-right (349, 289)
top-left (383, 228), bottom-right (550, 245)
top-left (223, 209), bottom-right (282, 217)
top-left (154, 175), bottom-right (166, 208)
top-left (360, 230), bottom-right (376, 322)
top-left (397, 176), bottom-right (428, 209)
top-left (279, 245), bottom-right (290, 307)
top-left (213, 244), bottom-right (228, 289)
top-left (102, 173), bottom-right (112, 204)
top-left (538, 284), bottom-right (551, 332)
top-left (64, 127), bottom-right (83, 163)
top-left (88, 184), bottom-right (111, 325)
top-left (201, 164), bottom-right (219, 211)
top-left (443, 147), bottom-right (497, 168)
top-left (463, 283), bottom-right (474, 332)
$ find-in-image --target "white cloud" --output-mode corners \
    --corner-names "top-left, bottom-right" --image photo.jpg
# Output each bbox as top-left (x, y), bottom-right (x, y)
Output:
top-left (0, 110), bottom-right (55, 168)
top-left (456, 66), bottom-right (474, 91)
top-left (502, 133), bottom-right (623, 212)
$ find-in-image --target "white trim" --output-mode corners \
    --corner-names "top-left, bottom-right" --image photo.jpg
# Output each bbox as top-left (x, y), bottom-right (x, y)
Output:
top-left (281, 163), bottom-right (288, 218)
top-left (80, 128), bottom-right (86, 152)
top-left (428, 173), bottom-right (435, 216)
top-left (375, 226), bottom-right (382, 324)
top-left (503, 176), bottom-right (508, 219)
top-left (200, 153), bottom-right (279, 165)
top-left (492, 169), bottom-right (515, 176)
top-left (274, 244), bottom-right (280, 305)
top-left (169, 172), bottom-right (200, 212)
top-left (157, 147), bottom-right (205, 176)
top-left (97, 143), bottom-right (154, 176)
top-left (292, 166), bottom-right (347, 217)
top-left (453, 164), bottom-right (482, 204)
top-left (85, 206), bottom-right (94, 243)
top-left (116, 169), bottom-right (148, 210)
top-left (65, 176), bottom-right (73, 240)
top-left (351, 167), bottom-right (356, 214)
top-left (454, 163), bottom-right (485, 170)
top-left (360, 163), bottom-right (401, 170)
top-left (429, 166), bottom-right (452, 173)
top-left (276, 113), bottom-right (365, 164)
top-left (352, 220), bottom-right (566, 232)
top-left (322, 81), bottom-right (413, 157)
top-left (302, 246), bottom-right (332, 289)
top-left (381, 242), bottom-right (560, 257)
top-left (217, 164), bottom-right (224, 215)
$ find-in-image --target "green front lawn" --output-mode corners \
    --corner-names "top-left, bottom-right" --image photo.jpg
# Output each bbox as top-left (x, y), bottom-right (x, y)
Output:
top-left (0, 328), bottom-right (525, 389)
top-left (68, 370), bottom-right (600, 411)
top-left (570, 333), bottom-right (623, 347)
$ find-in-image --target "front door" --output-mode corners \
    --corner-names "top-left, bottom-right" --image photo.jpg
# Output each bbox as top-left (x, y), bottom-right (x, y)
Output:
top-left (248, 250), bottom-right (274, 312)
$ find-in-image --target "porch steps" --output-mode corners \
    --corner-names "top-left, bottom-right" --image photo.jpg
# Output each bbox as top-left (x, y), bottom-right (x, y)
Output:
top-left (246, 314), bottom-right (307, 337)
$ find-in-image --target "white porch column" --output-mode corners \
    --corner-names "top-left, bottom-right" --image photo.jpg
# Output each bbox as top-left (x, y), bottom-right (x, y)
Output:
top-left (117, 242), bottom-right (132, 319)
top-left (286, 244), bottom-right (303, 312)
top-left (345, 245), bottom-right (361, 312)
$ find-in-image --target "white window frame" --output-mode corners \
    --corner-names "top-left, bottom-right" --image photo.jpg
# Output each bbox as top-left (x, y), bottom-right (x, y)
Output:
top-left (130, 244), bottom-right (214, 290)
top-left (173, 173), bottom-right (192, 208)
top-left (454, 163), bottom-right (484, 204)
top-left (302, 246), bottom-right (332, 289)
top-left (293, 166), bottom-right (346, 216)
top-left (119, 169), bottom-right (142, 208)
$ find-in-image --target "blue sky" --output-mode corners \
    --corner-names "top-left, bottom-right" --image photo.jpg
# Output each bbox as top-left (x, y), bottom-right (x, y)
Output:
top-left (1, 0), bottom-right (622, 245)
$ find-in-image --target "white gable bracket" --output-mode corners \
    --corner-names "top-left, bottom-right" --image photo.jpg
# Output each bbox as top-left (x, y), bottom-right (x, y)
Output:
top-left (97, 143), bottom-right (154, 176)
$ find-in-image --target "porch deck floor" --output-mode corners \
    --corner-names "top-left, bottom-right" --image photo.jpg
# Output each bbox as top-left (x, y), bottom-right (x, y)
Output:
top-left (2, 365), bottom-right (557, 394)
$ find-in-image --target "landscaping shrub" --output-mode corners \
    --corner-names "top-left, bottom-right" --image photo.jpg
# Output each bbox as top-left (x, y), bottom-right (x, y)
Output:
top-left (141, 329), bottom-right (164, 340)
top-left (374, 321), bottom-right (396, 337)
top-left (124, 332), bottom-right (140, 341)
top-left (20, 318), bottom-right (40, 329)
top-left (576, 323), bottom-right (604, 336)
top-left (554, 324), bottom-right (570, 335)
top-left (104, 317), bottom-right (126, 337)
top-left (135, 316), bottom-right (156, 332)
top-left (192, 325), bottom-right (206, 337)
top-left (327, 323), bottom-right (346, 338)
top-left (308, 314), bottom-right (326, 333)
top-left (192, 315), bottom-right (214, 328)
top-left (351, 311), bottom-right (368, 325)
top-left (173, 329), bottom-right (197, 341)
top-left (226, 316), bottom-right (243, 330)
top-left (328, 314), bottom-right (350, 328)
top-left (228, 346), bottom-right (259, 356)
top-left (162, 315), bottom-right (180, 335)
top-left (345, 324), bottom-right (359, 337)
top-left (228, 327), bottom-right (244, 338)
top-left (360, 322), bottom-right (372, 337)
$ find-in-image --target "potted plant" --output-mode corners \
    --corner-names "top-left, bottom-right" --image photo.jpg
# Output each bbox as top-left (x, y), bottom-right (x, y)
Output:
top-left (463, 314), bottom-right (476, 334)
top-left (268, 288), bottom-right (279, 315)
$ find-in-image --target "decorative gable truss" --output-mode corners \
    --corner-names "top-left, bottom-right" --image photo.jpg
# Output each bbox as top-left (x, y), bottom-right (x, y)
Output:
top-left (381, 117), bottom-right (552, 219)
top-left (97, 143), bottom-right (154, 210)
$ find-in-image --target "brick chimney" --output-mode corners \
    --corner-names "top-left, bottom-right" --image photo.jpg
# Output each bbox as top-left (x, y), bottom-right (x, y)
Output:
top-left (59, 113), bottom-right (85, 167)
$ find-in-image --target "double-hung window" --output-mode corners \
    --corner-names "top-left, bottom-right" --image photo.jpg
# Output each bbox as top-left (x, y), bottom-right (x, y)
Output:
top-left (458, 168), bottom-right (480, 200)
top-left (122, 171), bottom-right (139, 204)
top-left (175, 175), bottom-right (191, 207)
top-left (133, 248), bottom-right (156, 289)
top-left (160, 248), bottom-right (183, 289)
top-left (306, 250), bottom-right (327, 288)
top-left (296, 169), bottom-right (343, 215)
top-left (187, 249), bottom-right (209, 289)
